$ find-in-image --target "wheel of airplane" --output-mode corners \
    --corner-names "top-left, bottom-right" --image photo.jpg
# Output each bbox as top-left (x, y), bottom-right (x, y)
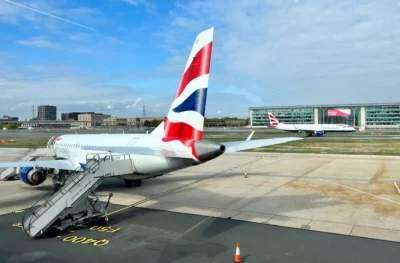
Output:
top-left (124, 179), bottom-right (142, 187)
top-left (124, 179), bottom-right (133, 188)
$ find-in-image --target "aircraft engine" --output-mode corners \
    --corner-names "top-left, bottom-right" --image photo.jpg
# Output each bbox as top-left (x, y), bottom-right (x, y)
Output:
top-left (315, 130), bottom-right (324, 136)
top-left (20, 166), bottom-right (47, 186)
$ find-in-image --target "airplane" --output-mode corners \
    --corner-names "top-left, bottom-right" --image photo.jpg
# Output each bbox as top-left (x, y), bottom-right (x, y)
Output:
top-left (0, 27), bottom-right (302, 191)
top-left (268, 112), bottom-right (356, 137)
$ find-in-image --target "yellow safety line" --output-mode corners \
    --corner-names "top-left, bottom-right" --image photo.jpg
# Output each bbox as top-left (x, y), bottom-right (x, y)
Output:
top-left (183, 217), bottom-right (211, 235)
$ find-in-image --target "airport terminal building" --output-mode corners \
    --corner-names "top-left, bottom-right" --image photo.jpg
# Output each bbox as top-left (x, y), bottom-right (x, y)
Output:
top-left (249, 103), bottom-right (400, 128)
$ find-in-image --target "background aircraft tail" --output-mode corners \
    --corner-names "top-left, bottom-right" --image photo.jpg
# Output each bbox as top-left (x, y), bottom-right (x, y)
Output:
top-left (268, 112), bottom-right (280, 127)
top-left (152, 27), bottom-right (214, 141)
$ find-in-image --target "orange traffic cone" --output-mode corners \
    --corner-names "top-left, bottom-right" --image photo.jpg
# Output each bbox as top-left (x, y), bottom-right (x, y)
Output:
top-left (233, 242), bottom-right (243, 262)
top-left (244, 171), bottom-right (248, 178)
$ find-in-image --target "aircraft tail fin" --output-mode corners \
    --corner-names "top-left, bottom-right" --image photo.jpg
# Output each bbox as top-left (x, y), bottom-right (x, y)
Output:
top-left (268, 112), bottom-right (280, 127)
top-left (151, 27), bottom-right (214, 141)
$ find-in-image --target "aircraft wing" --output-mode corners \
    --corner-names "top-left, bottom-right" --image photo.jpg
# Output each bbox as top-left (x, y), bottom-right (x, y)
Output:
top-left (0, 159), bottom-right (77, 170)
top-left (223, 137), bottom-right (303, 153)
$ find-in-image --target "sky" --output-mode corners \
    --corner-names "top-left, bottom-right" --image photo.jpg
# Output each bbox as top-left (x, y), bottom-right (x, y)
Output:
top-left (1, 0), bottom-right (400, 120)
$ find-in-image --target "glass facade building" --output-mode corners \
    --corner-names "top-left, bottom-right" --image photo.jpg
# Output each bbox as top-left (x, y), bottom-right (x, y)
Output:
top-left (251, 107), bottom-right (313, 126)
top-left (249, 103), bottom-right (400, 127)
top-left (366, 105), bottom-right (400, 125)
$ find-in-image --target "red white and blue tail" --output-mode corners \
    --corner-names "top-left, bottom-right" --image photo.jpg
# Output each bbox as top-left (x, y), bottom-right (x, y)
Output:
top-left (268, 112), bottom-right (280, 127)
top-left (152, 27), bottom-right (214, 140)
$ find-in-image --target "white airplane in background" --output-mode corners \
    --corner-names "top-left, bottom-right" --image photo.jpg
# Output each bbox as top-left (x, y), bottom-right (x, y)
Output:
top-left (0, 27), bottom-right (302, 190)
top-left (268, 112), bottom-right (356, 137)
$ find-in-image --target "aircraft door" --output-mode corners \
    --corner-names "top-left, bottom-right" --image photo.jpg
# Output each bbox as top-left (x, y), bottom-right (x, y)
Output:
top-left (127, 137), bottom-right (139, 146)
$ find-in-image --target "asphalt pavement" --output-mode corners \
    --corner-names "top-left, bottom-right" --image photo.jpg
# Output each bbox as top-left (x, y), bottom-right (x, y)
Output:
top-left (1, 204), bottom-right (399, 263)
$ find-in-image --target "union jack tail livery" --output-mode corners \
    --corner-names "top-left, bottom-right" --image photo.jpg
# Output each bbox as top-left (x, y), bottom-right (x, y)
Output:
top-left (268, 113), bottom-right (280, 127)
top-left (152, 27), bottom-right (214, 141)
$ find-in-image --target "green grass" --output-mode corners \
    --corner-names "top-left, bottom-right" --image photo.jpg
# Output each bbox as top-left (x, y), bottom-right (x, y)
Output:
top-left (1, 136), bottom-right (400, 156)
top-left (205, 137), bottom-right (400, 155)
top-left (244, 138), bottom-right (400, 156)
top-left (0, 139), bottom-right (49, 148)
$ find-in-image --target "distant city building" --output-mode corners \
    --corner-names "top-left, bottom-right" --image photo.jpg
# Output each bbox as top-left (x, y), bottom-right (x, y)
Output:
top-left (78, 113), bottom-right (111, 127)
top-left (127, 117), bottom-right (141, 127)
top-left (0, 115), bottom-right (18, 121)
top-left (62, 112), bottom-right (94, 121)
top-left (103, 117), bottom-right (127, 126)
top-left (249, 103), bottom-right (400, 128)
top-left (37, 105), bottom-right (57, 120)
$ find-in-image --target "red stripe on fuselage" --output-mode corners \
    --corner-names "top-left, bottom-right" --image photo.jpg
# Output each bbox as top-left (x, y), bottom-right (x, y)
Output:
top-left (174, 42), bottom-right (212, 99)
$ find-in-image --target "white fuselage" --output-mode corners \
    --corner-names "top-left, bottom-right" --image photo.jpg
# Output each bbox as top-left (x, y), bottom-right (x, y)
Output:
top-left (52, 134), bottom-right (197, 179)
top-left (275, 123), bottom-right (356, 133)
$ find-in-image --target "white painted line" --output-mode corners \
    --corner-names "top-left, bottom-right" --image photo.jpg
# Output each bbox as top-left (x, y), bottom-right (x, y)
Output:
top-left (394, 182), bottom-right (400, 194)
top-left (319, 178), bottom-right (400, 205)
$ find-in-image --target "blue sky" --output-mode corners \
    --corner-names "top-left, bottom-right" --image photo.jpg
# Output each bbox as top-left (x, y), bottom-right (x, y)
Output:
top-left (1, 0), bottom-right (400, 120)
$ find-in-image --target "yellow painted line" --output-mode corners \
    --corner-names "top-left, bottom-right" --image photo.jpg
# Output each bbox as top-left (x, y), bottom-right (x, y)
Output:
top-left (183, 217), bottom-right (211, 235)
top-left (106, 177), bottom-right (208, 217)
top-left (14, 210), bottom-right (25, 213)
top-left (394, 182), bottom-right (400, 194)
top-left (70, 171), bottom-right (224, 230)
top-left (106, 196), bottom-right (156, 216)
top-left (319, 178), bottom-right (400, 205)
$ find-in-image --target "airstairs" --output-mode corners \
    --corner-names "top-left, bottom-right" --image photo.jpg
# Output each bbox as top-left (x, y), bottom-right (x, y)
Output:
top-left (21, 153), bottom-right (134, 238)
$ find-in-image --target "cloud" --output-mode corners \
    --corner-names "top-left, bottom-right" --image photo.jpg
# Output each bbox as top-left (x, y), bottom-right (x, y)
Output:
top-left (15, 37), bottom-right (55, 48)
top-left (120, 0), bottom-right (156, 14)
top-left (125, 98), bottom-right (142, 108)
top-left (0, 55), bottom-right (178, 120)
top-left (217, 110), bottom-right (223, 115)
top-left (69, 33), bottom-right (90, 42)
top-left (155, 0), bottom-right (400, 112)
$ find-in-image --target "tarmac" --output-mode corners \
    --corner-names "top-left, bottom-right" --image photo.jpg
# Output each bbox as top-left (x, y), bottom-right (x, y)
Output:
top-left (1, 148), bottom-right (400, 262)
top-left (1, 205), bottom-right (400, 263)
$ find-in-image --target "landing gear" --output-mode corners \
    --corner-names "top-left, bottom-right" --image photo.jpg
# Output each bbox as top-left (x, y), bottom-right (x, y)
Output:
top-left (52, 169), bottom-right (68, 192)
top-left (124, 179), bottom-right (142, 188)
